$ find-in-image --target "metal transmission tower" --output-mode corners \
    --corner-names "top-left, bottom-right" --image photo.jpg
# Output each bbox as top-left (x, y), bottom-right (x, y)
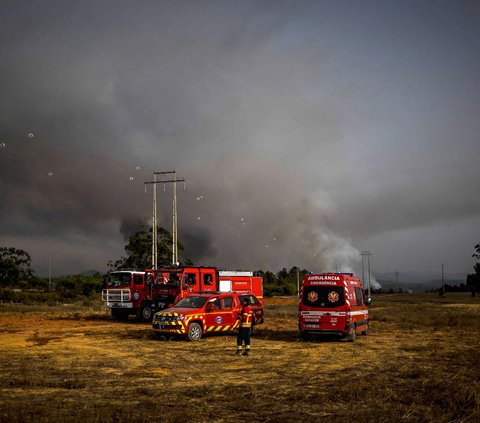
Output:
top-left (144, 170), bottom-right (185, 269)
top-left (360, 251), bottom-right (372, 300)
top-left (441, 263), bottom-right (445, 296)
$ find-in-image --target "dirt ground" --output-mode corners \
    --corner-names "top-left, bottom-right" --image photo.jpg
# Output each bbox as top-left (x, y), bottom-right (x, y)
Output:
top-left (0, 293), bottom-right (479, 422)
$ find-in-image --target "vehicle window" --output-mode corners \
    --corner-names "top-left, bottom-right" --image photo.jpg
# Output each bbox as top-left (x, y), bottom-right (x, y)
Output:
top-left (302, 286), bottom-right (345, 308)
top-left (106, 273), bottom-right (132, 287)
top-left (187, 274), bottom-right (196, 285)
top-left (134, 275), bottom-right (143, 285)
top-left (223, 297), bottom-right (233, 309)
top-left (203, 274), bottom-right (214, 285)
top-left (168, 273), bottom-right (180, 285)
top-left (212, 299), bottom-right (223, 310)
top-left (354, 287), bottom-right (364, 306)
top-left (239, 295), bottom-right (259, 305)
top-left (174, 296), bottom-right (208, 308)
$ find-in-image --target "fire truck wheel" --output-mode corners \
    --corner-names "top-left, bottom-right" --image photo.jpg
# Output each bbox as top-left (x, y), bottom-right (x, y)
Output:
top-left (138, 304), bottom-right (153, 322)
top-left (111, 309), bottom-right (129, 321)
top-left (187, 322), bottom-right (203, 341)
top-left (361, 326), bottom-right (369, 336)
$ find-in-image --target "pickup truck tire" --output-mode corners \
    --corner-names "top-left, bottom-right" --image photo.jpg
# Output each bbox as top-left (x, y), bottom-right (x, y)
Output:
top-left (187, 322), bottom-right (203, 341)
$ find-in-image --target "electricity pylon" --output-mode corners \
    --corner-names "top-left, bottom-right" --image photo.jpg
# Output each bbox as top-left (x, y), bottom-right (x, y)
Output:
top-left (145, 170), bottom-right (185, 269)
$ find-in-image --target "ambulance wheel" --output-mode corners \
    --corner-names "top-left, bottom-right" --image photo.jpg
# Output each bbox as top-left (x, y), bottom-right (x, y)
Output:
top-left (187, 322), bottom-right (203, 341)
top-left (137, 304), bottom-right (153, 322)
top-left (348, 328), bottom-right (357, 342)
top-left (300, 331), bottom-right (310, 341)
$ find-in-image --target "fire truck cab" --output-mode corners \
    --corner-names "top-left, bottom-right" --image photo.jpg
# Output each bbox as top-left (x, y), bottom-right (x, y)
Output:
top-left (298, 273), bottom-right (369, 342)
top-left (102, 270), bottom-right (147, 321)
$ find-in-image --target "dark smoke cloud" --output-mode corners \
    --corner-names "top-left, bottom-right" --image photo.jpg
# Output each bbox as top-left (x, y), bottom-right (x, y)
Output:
top-left (181, 226), bottom-right (218, 263)
top-left (119, 216), bottom-right (149, 242)
top-left (1, 1), bottom-right (479, 277)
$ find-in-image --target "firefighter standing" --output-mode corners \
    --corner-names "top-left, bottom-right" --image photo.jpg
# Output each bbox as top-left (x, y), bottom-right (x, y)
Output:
top-left (236, 298), bottom-right (253, 356)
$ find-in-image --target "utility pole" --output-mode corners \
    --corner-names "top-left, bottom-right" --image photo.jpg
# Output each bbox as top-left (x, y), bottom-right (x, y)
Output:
top-left (368, 253), bottom-right (371, 299)
top-left (145, 170), bottom-right (185, 268)
top-left (49, 255), bottom-right (52, 291)
top-left (172, 171), bottom-right (178, 266)
top-left (152, 173), bottom-right (157, 269)
top-left (296, 267), bottom-right (300, 297)
top-left (360, 251), bottom-right (372, 300)
top-left (441, 263), bottom-right (445, 296)
top-left (361, 253), bottom-right (365, 289)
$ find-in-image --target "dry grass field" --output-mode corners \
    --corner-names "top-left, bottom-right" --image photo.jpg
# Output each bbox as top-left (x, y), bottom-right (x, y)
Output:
top-left (0, 293), bottom-right (479, 422)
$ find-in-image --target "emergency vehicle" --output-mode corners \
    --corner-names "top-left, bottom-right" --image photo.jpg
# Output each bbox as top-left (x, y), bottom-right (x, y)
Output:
top-left (152, 292), bottom-right (264, 341)
top-left (298, 273), bottom-right (369, 341)
top-left (102, 267), bottom-right (263, 322)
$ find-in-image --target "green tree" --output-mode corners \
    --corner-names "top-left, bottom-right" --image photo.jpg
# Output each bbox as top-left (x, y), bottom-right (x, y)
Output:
top-left (0, 247), bottom-right (35, 288)
top-left (108, 226), bottom-right (186, 270)
top-left (466, 243), bottom-right (480, 297)
top-left (55, 274), bottom-right (103, 300)
top-left (257, 266), bottom-right (310, 297)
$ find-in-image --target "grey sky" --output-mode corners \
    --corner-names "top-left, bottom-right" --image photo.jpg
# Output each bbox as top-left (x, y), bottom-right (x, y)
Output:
top-left (1, 0), bottom-right (479, 278)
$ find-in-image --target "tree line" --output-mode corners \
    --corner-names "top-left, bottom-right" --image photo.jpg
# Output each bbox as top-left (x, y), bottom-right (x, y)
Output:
top-left (467, 243), bottom-right (480, 296)
top-left (2, 231), bottom-right (480, 302)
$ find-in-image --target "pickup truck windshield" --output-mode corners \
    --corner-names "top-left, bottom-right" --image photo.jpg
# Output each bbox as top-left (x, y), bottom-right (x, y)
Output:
top-left (174, 296), bottom-right (209, 309)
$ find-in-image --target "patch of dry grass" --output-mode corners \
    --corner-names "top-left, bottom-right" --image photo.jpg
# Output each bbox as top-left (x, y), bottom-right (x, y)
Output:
top-left (0, 293), bottom-right (479, 422)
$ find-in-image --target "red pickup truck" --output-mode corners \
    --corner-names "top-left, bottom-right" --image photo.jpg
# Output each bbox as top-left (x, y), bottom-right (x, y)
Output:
top-left (152, 292), bottom-right (264, 341)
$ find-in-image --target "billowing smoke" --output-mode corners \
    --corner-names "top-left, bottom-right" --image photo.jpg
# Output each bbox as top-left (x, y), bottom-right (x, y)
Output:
top-left (169, 154), bottom-right (363, 273)
top-left (119, 216), bottom-right (149, 242)
top-left (1, 1), bottom-right (479, 277)
top-left (180, 226), bottom-right (218, 263)
top-left (370, 276), bottom-right (381, 290)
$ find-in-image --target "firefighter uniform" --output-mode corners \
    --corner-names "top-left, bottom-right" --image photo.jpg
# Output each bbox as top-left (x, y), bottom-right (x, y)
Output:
top-left (236, 299), bottom-right (253, 356)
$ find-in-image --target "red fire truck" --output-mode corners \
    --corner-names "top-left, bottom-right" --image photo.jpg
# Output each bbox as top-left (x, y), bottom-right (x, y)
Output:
top-left (298, 273), bottom-right (369, 342)
top-left (102, 266), bottom-right (263, 322)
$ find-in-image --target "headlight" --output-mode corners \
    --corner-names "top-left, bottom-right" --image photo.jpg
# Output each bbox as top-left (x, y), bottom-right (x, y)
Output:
top-left (155, 314), bottom-right (185, 322)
